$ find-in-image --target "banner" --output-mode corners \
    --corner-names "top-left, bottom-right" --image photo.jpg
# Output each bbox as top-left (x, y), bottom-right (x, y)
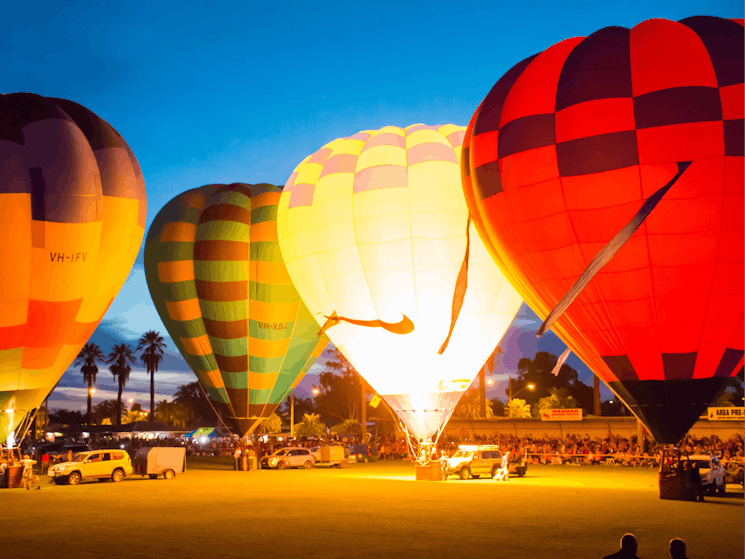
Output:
top-left (540, 408), bottom-right (583, 421)
top-left (707, 407), bottom-right (744, 421)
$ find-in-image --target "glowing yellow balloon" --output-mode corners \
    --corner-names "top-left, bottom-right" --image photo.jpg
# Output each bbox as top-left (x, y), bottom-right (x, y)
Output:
top-left (277, 124), bottom-right (523, 444)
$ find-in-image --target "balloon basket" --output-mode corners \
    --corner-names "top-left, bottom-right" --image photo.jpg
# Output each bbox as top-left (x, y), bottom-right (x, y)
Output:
top-left (415, 461), bottom-right (443, 481)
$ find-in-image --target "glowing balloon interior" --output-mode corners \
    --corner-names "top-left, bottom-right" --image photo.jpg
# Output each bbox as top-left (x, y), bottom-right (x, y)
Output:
top-left (277, 124), bottom-right (523, 453)
top-left (144, 183), bottom-right (328, 437)
top-left (0, 93), bottom-right (147, 443)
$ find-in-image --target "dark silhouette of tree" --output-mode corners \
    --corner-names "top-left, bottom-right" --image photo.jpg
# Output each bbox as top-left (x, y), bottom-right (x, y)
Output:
top-left (511, 351), bottom-right (593, 415)
top-left (106, 344), bottom-right (136, 425)
top-left (313, 347), bottom-right (367, 422)
top-left (74, 342), bottom-right (105, 427)
top-left (601, 398), bottom-right (627, 416)
top-left (92, 399), bottom-right (121, 424)
top-left (716, 368), bottom-right (744, 407)
top-left (137, 331), bottom-right (167, 421)
top-left (278, 394), bottom-right (317, 424)
top-left (453, 385), bottom-right (493, 419)
top-left (489, 397), bottom-right (506, 417)
top-left (174, 382), bottom-right (217, 424)
top-left (48, 409), bottom-right (86, 425)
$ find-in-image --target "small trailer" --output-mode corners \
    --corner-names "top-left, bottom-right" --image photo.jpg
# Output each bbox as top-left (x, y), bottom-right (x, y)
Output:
top-left (312, 445), bottom-right (349, 468)
top-left (134, 447), bottom-right (186, 479)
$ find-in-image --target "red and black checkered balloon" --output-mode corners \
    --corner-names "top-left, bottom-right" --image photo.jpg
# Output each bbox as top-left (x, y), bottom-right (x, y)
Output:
top-left (462, 16), bottom-right (744, 443)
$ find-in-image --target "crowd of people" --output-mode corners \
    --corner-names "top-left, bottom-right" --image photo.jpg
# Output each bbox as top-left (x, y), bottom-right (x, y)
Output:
top-left (435, 432), bottom-right (745, 468)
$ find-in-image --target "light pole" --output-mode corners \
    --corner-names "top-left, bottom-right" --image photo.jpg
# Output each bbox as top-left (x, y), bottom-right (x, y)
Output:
top-left (509, 378), bottom-right (534, 401)
top-left (290, 390), bottom-right (294, 437)
top-left (88, 388), bottom-right (96, 427)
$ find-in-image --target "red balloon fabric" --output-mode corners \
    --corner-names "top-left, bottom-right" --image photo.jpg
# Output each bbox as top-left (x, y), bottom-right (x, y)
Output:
top-left (462, 16), bottom-right (744, 443)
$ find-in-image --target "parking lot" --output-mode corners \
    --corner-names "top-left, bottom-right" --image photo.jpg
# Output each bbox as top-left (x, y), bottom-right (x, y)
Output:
top-left (1, 461), bottom-right (742, 559)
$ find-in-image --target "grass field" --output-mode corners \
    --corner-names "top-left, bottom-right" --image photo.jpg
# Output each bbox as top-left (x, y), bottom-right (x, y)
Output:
top-left (1, 459), bottom-right (742, 559)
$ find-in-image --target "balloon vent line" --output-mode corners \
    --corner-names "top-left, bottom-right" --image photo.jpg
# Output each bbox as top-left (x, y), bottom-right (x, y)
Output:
top-left (550, 348), bottom-right (572, 376)
top-left (438, 214), bottom-right (472, 354)
top-left (317, 311), bottom-right (414, 337)
top-left (537, 161), bottom-right (692, 338)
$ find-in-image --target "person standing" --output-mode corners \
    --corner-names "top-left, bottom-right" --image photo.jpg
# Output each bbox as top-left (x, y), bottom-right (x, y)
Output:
top-left (233, 445), bottom-right (242, 471)
top-left (21, 454), bottom-right (37, 490)
top-left (246, 444), bottom-right (256, 471)
top-left (689, 460), bottom-right (704, 502)
top-left (41, 452), bottom-right (49, 475)
top-left (602, 533), bottom-right (641, 559)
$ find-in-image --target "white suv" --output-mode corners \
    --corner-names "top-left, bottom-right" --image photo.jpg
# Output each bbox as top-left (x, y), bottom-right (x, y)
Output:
top-left (48, 450), bottom-right (133, 485)
top-left (260, 447), bottom-right (315, 469)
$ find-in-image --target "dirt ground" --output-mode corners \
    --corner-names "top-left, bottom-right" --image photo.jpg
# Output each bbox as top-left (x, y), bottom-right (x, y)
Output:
top-left (1, 460), bottom-right (742, 559)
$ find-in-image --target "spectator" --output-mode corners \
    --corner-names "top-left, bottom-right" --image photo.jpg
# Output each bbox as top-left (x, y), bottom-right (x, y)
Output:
top-left (669, 538), bottom-right (688, 559)
top-left (602, 533), bottom-right (641, 559)
top-left (233, 445), bottom-right (242, 471)
top-left (41, 452), bottom-right (50, 474)
top-left (21, 454), bottom-right (37, 490)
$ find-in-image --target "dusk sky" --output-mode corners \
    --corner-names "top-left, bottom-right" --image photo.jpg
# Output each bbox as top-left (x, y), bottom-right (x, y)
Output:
top-left (4, 0), bottom-right (740, 411)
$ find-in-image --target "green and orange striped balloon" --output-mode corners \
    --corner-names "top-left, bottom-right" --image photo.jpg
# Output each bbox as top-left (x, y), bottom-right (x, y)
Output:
top-left (144, 183), bottom-right (328, 436)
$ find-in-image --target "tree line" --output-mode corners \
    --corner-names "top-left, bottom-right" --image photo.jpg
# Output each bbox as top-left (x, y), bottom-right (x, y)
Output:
top-left (47, 341), bottom-right (743, 432)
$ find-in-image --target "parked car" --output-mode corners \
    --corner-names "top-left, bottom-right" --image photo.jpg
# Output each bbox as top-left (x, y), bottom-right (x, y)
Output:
top-left (687, 455), bottom-right (726, 494)
top-left (260, 447), bottom-right (315, 469)
top-left (47, 449), bottom-right (133, 485)
top-left (444, 445), bottom-right (527, 480)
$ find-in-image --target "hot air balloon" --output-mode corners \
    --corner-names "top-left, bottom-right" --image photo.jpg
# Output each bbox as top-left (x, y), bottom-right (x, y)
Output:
top-left (0, 93), bottom-right (147, 443)
top-left (462, 16), bottom-right (744, 443)
top-left (144, 183), bottom-right (328, 436)
top-left (277, 124), bottom-right (523, 462)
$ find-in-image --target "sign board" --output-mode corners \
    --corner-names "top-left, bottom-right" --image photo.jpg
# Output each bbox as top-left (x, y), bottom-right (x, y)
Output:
top-left (707, 407), bottom-right (744, 421)
top-left (540, 408), bottom-right (583, 421)
top-left (369, 395), bottom-right (381, 409)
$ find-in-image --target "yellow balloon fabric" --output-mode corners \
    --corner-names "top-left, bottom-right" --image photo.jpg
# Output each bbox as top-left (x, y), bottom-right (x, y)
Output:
top-left (0, 94), bottom-right (146, 441)
top-left (277, 124), bottom-right (523, 440)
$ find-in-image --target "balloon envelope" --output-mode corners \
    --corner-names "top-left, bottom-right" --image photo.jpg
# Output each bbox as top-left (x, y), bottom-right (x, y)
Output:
top-left (0, 93), bottom-right (146, 442)
top-left (144, 184), bottom-right (328, 436)
top-left (462, 17), bottom-right (744, 442)
top-left (277, 125), bottom-right (523, 441)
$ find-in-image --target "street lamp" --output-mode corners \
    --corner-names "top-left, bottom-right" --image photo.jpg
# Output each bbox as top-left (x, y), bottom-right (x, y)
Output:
top-left (486, 377), bottom-right (495, 386)
top-left (509, 381), bottom-right (534, 401)
top-left (312, 387), bottom-right (320, 396)
top-left (128, 398), bottom-right (134, 404)
top-left (513, 384), bottom-right (534, 399)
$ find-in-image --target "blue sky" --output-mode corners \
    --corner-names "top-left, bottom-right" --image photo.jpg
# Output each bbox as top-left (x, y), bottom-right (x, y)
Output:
top-left (3, 0), bottom-right (740, 410)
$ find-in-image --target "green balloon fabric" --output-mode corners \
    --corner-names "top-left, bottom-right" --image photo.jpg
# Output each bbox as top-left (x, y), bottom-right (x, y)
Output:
top-left (144, 183), bottom-right (327, 436)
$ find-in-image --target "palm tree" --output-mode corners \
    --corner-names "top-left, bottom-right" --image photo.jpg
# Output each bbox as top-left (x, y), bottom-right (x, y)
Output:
top-left (74, 343), bottom-right (105, 427)
top-left (538, 387), bottom-right (581, 412)
top-left (293, 413), bottom-right (327, 436)
top-left (507, 398), bottom-right (532, 419)
top-left (454, 385), bottom-right (494, 419)
top-left (106, 344), bottom-right (136, 425)
top-left (137, 331), bottom-right (167, 421)
top-left (329, 418), bottom-right (359, 435)
top-left (257, 413), bottom-right (283, 434)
